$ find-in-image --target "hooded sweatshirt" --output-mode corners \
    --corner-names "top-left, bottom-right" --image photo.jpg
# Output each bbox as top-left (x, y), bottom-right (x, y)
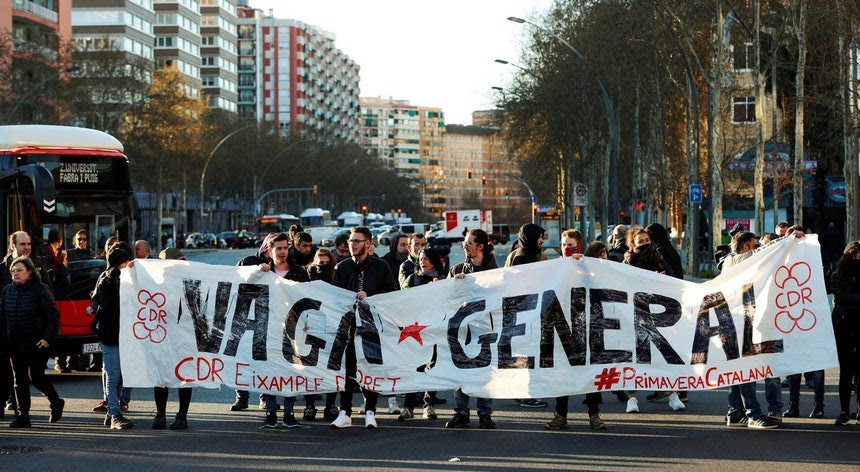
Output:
top-left (91, 248), bottom-right (131, 346)
top-left (646, 223), bottom-right (683, 279)
top-left (505, 223), bottom-right (546, 267)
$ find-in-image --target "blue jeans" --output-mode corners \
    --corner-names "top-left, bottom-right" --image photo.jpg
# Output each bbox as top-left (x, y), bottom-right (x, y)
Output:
top-left (263, 394), bottom-right (296, 414)
top-left (454, 388), bottom-right (492, 417)
top-left (102, 369), bottom-right (131, 404)
top-left (764, 377), bottom-right (783, 414)
top-left (727, 382), bottom-right (762, 420)
top-left (101, 343), bottom-right (129, 417)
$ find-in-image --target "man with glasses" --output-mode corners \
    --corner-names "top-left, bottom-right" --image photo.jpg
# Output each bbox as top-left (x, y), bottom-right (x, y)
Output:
top-left (330, 227), bottom-right (397, 429)
top-left (446, 228), bottom-right (499, 429)
top-left (68, 230), bottom-right (94, 262)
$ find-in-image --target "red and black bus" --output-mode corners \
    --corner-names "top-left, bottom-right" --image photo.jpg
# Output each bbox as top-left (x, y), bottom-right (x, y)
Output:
top-left (0, 125), bottom-right (133, 356)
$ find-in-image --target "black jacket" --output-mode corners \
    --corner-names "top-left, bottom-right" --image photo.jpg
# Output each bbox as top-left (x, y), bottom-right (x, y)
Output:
top-left (832, 259), bottom-right (860, 320)
top-left (608, 242), bottom-right (628, 263)
top-left (398, 254), bottom-right (419, 290)
top-left (274, 260), bottom-right (310, 283)
top-left (0, 278), bottom-right (58, 353)
top-left (92, 268), bottom-right (122, 346)
top-left (0, 253), bottom-right (53, 293)
top-left (448, 255), bottom-right (499, 276)
top-left (647, 223), bottom-right (684, 280)
top-left (505, 223), bottom-right (545, 267)
top-left (333, 256), bottom-right (397, 296)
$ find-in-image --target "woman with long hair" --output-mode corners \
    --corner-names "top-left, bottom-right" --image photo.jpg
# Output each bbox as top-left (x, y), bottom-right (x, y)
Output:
top-left (399, 247), bottom-right (445, 421)
top-left (303, 247), bottom-right (338, 421)
top-left (831, 241), bottom-right (860, 425)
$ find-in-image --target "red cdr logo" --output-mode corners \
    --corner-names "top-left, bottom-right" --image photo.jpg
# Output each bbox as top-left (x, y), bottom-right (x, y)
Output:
top-left (133, 289), bottom-right (168, 343)
top-left (772, 262), bottom-right (817, 334)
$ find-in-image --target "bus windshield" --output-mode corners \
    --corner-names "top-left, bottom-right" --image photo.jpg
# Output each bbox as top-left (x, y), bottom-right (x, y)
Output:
top-left (0, 125), bottom-right (133, 356)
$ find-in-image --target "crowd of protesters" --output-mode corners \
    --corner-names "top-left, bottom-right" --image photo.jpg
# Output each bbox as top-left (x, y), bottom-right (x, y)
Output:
top-left (0, 219), bottom-right (856, 433)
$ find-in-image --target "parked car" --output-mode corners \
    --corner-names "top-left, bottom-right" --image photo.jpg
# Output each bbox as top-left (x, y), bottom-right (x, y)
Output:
top-left (321, 227), bottom-right (351, 247)
top-left (203, 232), bottom-right (222, 248)
top-left (218, 230), bottom-right (238, 248)
top-left (185, 232), bottom-right (207, 249)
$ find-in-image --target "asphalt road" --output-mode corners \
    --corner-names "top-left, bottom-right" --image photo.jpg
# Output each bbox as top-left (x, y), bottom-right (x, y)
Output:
top-left (1, 248), bottom-right (858, 471)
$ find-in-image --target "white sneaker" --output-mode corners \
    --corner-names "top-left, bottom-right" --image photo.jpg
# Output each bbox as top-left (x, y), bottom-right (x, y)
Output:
top-left (668, 393), bottom-right (685, 411)
top-left (626, 397), bottom-right (639, 413)
top-left (422, 404), bottom-right (437, 419)
top-left (358, 399), bottom-right (366, 414)
top-left (387, 396), bottom-right (401, 414)
top-left (330, 410), bottom-right (352, 428)
top-left (365, 410), bottom-right (377, 429)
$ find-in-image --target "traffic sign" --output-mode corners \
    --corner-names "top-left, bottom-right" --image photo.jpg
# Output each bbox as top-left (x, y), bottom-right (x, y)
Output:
top-left (689, 184), bottom-right (703, 204)
top-left (573, 183), bottom-right (588, 206)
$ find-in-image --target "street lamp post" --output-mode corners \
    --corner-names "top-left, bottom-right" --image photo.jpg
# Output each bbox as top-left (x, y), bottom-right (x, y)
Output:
top-left (514, 176), bottom-right (536, 224)
top-left (508, 16), bottom-right (620, 225)
top-left (199, 124), bottom-right (254, 232)
top-left (494, 59), bottom-right (537, 78)
top-left (5, 65), bottom-right (80, 123)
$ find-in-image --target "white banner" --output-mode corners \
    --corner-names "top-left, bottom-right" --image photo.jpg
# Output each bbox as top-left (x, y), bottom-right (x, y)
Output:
top-left (121, 236), bottom-right (837, 399)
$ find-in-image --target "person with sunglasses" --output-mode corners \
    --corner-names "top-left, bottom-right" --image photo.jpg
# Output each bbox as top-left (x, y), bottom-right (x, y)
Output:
top-left (67, 230), bottom-right (94, 262)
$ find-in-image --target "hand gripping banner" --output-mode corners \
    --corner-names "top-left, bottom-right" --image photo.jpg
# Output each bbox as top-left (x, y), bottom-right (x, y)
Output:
top-left (120, 236), bottom-right (837, 398)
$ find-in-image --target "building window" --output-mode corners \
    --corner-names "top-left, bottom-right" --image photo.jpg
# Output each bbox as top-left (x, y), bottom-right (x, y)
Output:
top-left (733, 96), bottom-right (756, 123)
top-left (733, 42), bottom-right (754, 71)
top-left (201, 56), bottom-right (215, 66)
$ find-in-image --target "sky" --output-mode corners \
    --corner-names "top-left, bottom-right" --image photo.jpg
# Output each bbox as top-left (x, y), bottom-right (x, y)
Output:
top-left (248, 0), bottom-right (555, 125)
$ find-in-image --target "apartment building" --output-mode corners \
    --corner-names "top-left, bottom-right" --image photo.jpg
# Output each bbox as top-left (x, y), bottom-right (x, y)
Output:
top-left (2, 0), bottom-right (73, 122)
top-left (199, 0), bottom-right (237, 112)
top-left (237, 2), bottom-right (360, 140)
top-left (152, 0), bottom-right (202, 98)
top-left (442, 112), bottom-right (527, 223)
top-left (360, 96), bottom-right (424, 177)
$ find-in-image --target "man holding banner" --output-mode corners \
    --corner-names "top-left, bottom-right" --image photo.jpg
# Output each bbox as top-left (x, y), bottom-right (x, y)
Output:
top-left (259, 233), bottom-right (310, 429)
top-left (445, 229), bottom-right (500, 429)
top-left (329, 227), bottom-right (397, 429)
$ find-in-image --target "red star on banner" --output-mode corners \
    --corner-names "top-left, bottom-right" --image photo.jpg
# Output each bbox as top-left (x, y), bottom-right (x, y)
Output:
top-left (398, 322), bottom-right (428, 346)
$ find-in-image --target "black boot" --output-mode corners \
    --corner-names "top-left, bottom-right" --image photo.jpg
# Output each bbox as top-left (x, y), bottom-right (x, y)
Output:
top-left (49, 398), bottom-right (65, 423)
top-left (9, 413), bottom-right (31, 428)
top-left (169, 413), bottom-right (188, 430)
top-left (809, 403), bottom-right (824, 419)
top-left (783, 402), bottom-right (799, 417)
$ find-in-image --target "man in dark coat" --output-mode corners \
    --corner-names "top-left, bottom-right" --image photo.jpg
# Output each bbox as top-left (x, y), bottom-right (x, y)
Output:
top-left (382, 233), bottom-right (409, 288)
top-left (607, 224), bottom-right (629, 262)
top-left (330, 226), bottom-right (397, 430)
top-left (504, 223), bottom-right (546, 266)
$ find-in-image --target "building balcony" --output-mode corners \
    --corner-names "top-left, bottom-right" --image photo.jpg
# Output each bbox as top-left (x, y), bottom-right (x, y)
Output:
top-left (12, 0), bottom-right (58, 23)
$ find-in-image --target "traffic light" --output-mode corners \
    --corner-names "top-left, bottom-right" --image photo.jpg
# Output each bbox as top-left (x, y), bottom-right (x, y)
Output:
top-left (361, 205), bottom-right (368, 216)
top-left (482, 175), bottom-right (487, 186)
top-left (381, 193), bottom-right (386, 201)
top-left (467, 168), bottom-right (472, 179)
top-left (505, 192), bottom-right (509, 200)
top-left (312, 184), bottom-right (318, 194)
top-left (635, 202), bottom-right (641, 211)
top-left (619, 210), bottom-right (625, 216)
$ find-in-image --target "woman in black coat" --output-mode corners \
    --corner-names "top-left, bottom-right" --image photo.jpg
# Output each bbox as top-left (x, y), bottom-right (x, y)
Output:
top-left (0, 256), bottom-right (64, 428)
top-left (831, 241), bottom-right (860, 425)
top-left (399, 247), bottom-right (446, 421)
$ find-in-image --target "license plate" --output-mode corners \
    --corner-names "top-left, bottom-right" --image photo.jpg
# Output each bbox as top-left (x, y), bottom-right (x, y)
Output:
top-left (82, 343), bottom-right (102, 354)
